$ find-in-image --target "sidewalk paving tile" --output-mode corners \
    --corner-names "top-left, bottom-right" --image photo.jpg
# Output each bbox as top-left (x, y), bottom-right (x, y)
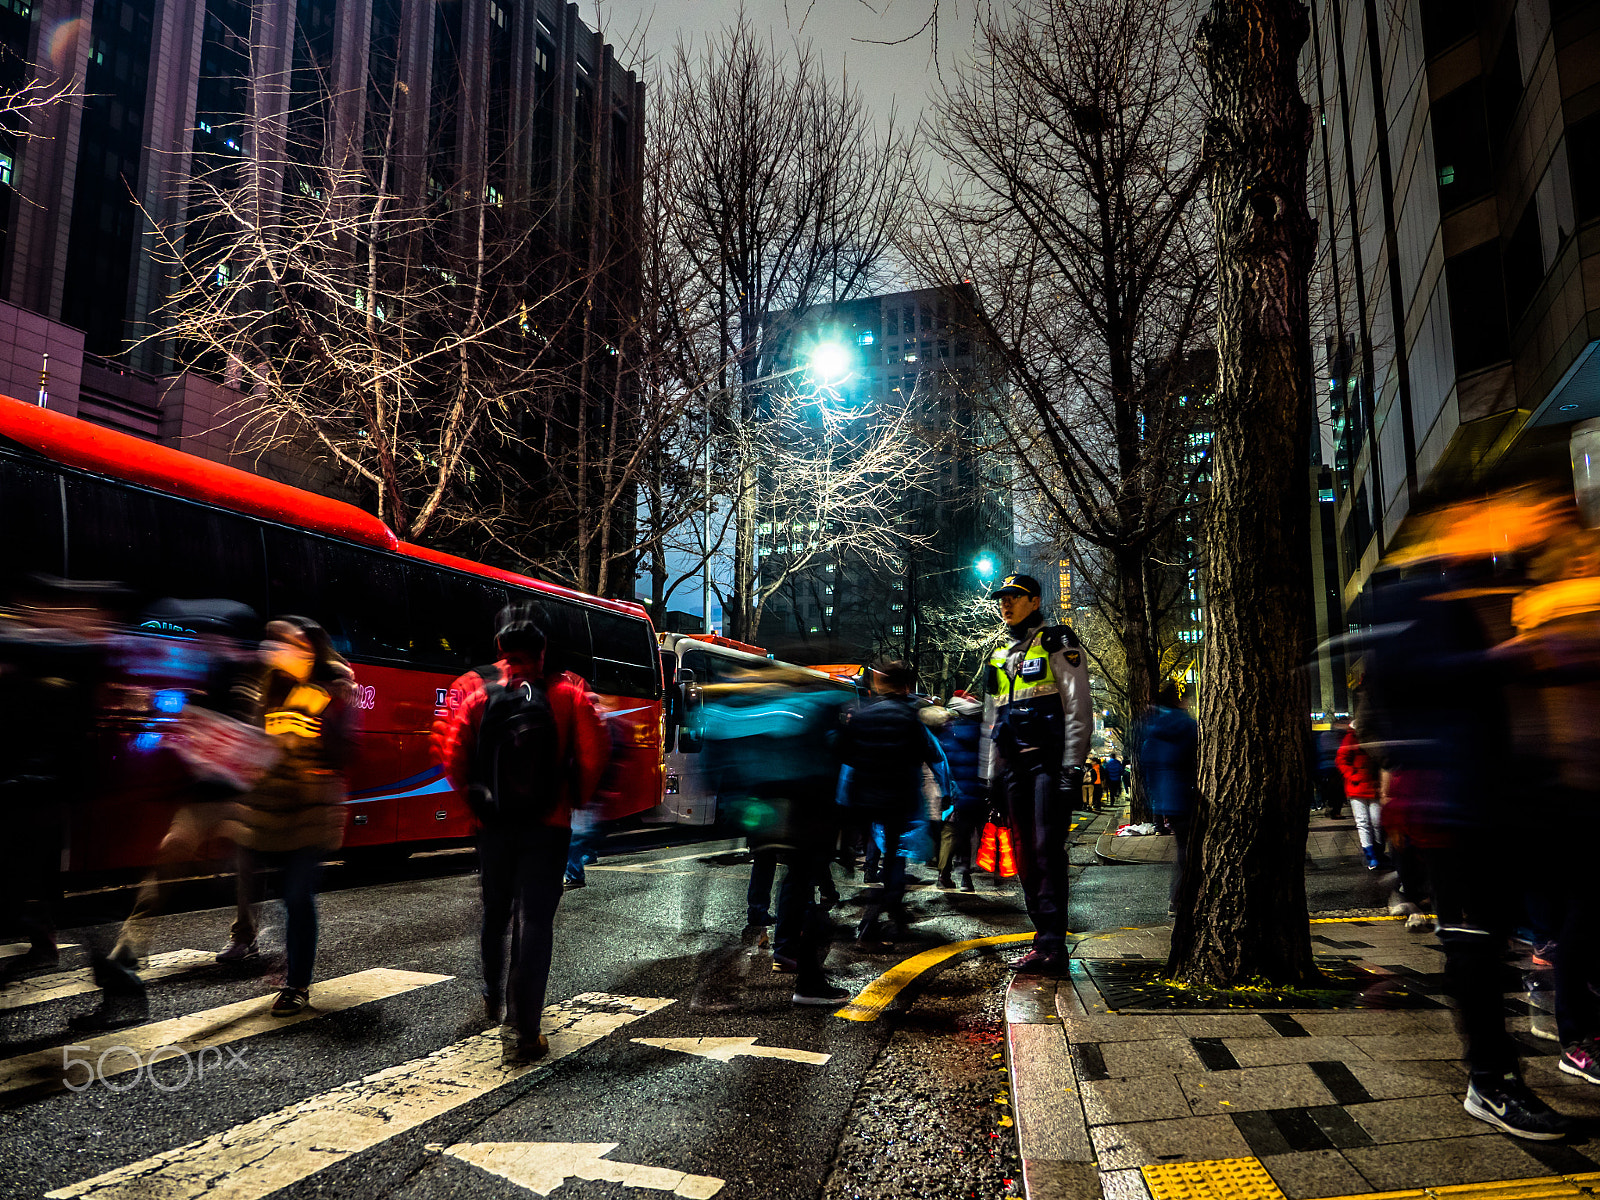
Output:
top-left (1342, 1093), bottom-right (1494, 1143)
top-left (1224, 1036), bottom-right (1372, 1069)
top-left (1258, 1149), bottom-right (1373, 1199)
top-left (1100, 1167), bottom-right (1155, 1200)
top-left (1341, 1033), bottom-right (1464, 1061)
top-left (1340, 1134), bottom-right (1551, 1190)
top-left (1176, 1015), bottom-right (1281, 1039)
top-left (1080, 1076), bottom-right (1195, 1126)
top-left (1065, 1014), bottom-right (1188, 1043)
top-left (1178, 1065), bottom-right (1339, 1115)
top-left (1291, 1011), bottom-right (1452, 1038)
top-left (1090, 1114), bottom-right (1253, 1170)
top-left (1101, 1038), bottom-right (1208, 1077)
top-left (1343, 1059), bottom-right (1467, 1100)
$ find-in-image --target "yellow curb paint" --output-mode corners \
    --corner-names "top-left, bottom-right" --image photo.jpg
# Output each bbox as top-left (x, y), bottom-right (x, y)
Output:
top-left (1309, 914), bottom-right (1436, 924)
top-left (833, 932), bottom-right (1037, 1022)
top-left (0, 967), bottom-right (452, 1099)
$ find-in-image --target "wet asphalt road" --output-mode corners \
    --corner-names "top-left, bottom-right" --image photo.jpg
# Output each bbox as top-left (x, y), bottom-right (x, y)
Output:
top-left (0, 811), bottom-right (1379, 1200)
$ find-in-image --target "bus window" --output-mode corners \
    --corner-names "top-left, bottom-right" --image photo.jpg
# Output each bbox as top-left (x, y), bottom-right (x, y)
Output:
top-left (0, 459), bottom-right (64, 584)
top-left (406, 565), bottom-right (508, 672)
top-left (264, 528), bottom-right (410, 662)
top-left (63, 476), bottom-right (268, 615)
top-left (527, 596), bottom-right (594, 681)
top-left (586, 610), bottom-right (659, 698)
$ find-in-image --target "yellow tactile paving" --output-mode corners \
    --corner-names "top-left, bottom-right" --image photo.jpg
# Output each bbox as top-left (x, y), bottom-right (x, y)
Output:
top-left (1142, 1157), bottom-right (1286, 1200)
top-left (1137, 1159), bottom-right (1600, 1200)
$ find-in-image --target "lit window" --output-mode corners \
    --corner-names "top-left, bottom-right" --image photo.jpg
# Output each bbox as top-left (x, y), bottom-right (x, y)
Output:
top-left (891, 625), bottom-right (904, 634)
top-left (486, 185), bottom-right (503, 207)
top-left (0, 152), bottom-right (12, 187)
top-left (1438, 165), bottom-right (1456, 186)
top-left (857, 331), bottom-right (874, 346)
top-left (809, 625), bottom-right (820, 633)
top-left (824, 607), bottom-right (833, 615)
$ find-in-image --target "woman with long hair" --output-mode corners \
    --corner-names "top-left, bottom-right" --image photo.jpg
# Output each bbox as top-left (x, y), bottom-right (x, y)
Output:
top-left (225, 616), bottom-right (357, 1016)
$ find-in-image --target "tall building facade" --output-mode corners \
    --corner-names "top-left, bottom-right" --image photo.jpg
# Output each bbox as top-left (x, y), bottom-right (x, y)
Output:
top-left (0, 0), bottom-right (639, 490)
top-left (1305, 0), bottom-right (1600, 641)
top-left (757, 284), bottom-right (1014, 692)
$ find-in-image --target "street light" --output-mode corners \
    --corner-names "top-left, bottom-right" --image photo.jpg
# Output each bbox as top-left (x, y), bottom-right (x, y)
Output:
top-left (809, 342), bottom-right (850, 384)
top-left (974, 555), bottom-right (998, 582)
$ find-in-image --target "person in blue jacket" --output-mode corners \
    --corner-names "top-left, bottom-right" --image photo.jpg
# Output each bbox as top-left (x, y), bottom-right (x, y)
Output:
top-left (1138, 682), bottom-right (1198, 917)
top-left (930, 690), bottom-right (985, 891)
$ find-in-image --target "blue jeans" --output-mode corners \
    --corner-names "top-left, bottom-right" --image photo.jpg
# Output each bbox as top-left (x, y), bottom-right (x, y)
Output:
top-left (246, 848), bottom-right (321, 989)
top-left (747, 848), bottom-right (778, 925)
top-left (566, 810), bottom-right (604, 884)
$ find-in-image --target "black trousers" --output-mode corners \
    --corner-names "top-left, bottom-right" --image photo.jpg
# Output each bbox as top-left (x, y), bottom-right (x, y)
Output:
top-left (1003, 761), bottom-right (1070, 955)
top-left (1167, 812), bottom-right (1194, 908)
top-left (1316, 769), bottom-right (1345, 817)
top-left (1422, 839), bottom-right (1519, 1080)
top-left (479, 823), bottom-right (571, 1038)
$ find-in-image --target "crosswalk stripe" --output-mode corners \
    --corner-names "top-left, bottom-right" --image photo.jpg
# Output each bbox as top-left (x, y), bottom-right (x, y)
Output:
top-left (0, 949), bottom-right (215, 1012)
top-left (0, 967), bottom-right (450, 1100)
top-left (0, 942), bottom-right (79, 960)
top-left (45, 992), bottom-right (675, 1200)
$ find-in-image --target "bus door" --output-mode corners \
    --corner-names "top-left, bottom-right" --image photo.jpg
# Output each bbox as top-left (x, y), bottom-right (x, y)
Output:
top-left (659, 644), bottom-right (717, 825)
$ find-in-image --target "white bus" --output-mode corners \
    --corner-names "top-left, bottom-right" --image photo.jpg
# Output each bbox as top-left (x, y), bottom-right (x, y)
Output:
top-left (652, 631), bottom-right (858, 826)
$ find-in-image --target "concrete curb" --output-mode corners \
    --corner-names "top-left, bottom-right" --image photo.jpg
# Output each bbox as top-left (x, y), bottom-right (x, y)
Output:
top-left (1004, 974), bottom-right (1101, 1200)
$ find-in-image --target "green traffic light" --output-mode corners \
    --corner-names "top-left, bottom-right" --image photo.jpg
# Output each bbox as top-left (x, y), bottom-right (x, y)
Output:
top-left (974, 555), bottom-right (997, 581)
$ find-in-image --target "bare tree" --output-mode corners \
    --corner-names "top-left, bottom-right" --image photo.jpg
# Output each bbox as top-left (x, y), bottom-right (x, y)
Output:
top-left (739, 382), bottom-right (938, 643)
top-left (906, 0), bottom-right (1215, 762)
top-left (659, 13), bottom-right (913, 640)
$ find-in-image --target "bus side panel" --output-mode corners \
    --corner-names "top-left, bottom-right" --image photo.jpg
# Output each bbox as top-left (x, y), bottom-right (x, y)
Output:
top-left (593, 695), bottom-right (663, 820)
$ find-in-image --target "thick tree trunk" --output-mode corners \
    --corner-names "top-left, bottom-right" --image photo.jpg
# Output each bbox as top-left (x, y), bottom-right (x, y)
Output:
top-left (1167, 0), bottom-right (1318, 986)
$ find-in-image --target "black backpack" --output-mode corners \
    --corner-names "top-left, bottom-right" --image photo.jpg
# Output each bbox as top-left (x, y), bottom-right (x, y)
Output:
top-left (843, 696), bottom-right (927, 812)
top-left (471, 665), bottom-right (560, 821)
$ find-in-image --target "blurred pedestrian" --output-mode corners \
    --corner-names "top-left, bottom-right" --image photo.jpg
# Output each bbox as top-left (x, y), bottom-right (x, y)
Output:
top-left (1088, 757), bottom-right (1105, 811)
top-left (1138, 682), bottom-right (1198, 918)
top-left (1360, 488), bottom-right (1576, 1140)
top-left (1315, 720), bottom-right (1345, 818)
top-left (224, 617), bottom-right (357, 1018)
top-left (840, 660), bottom-right (943, 951)
top-left (980, 574), bottom-right (1091, 972)
top-left (434, 614), bottom-right (607, 1062)
top-left (1335, 719), bottom-right (1383, 870)
top-left (110, 599), bottom-right (266, 969)
top-left (1102, 753), bottom-right (1125, 808)
top-left (932, 690), bottom-right (985, 892)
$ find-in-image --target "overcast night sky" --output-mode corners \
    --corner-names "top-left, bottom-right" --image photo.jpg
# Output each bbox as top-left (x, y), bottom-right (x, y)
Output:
top-left (587, 0), bottom-right (980, 134)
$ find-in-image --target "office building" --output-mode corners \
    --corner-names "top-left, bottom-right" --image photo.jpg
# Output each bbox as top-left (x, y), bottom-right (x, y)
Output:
top-left (0, 0), bottom-right (640, 503)
top-left (1305, 0), bottom-right (1600, 667)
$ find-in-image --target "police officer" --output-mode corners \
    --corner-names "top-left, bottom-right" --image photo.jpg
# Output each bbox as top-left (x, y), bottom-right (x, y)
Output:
top-left (980, 574), bottom-right (1091, 971)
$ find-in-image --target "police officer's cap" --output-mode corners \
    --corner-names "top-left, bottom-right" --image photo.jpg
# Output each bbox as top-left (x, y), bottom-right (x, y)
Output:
top-left (991, 573), bottom-right (1042, 600)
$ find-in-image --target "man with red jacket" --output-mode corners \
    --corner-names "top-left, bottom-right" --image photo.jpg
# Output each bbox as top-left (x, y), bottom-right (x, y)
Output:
top-left (433, 617), bottom-right (608, 1063)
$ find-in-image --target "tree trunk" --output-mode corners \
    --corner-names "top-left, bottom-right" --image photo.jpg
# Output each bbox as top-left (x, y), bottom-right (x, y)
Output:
top-left (1167, 0), bottom-right (1318, 987)
top-left (1118, 546), bottom-right (1159, 822)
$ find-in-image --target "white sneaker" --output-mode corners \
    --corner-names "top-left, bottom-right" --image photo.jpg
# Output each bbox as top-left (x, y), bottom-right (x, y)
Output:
top-left (1405, 913), bottom-right (1435, 932)
top-left (1389, 892), bottom-right (1417, 917)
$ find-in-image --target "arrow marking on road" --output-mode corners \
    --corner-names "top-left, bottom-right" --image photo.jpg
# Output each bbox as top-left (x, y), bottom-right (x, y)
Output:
top-left (631, 1036), bottom-right (830, 1065)
top-left (444, 1141), bottom-right (724, 1198)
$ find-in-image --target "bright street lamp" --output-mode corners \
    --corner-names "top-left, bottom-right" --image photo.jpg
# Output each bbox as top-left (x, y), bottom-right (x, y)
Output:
top-left (974, 555), bottom-right (998, 582)
top-left (809, 342), bottom-right (850, 383)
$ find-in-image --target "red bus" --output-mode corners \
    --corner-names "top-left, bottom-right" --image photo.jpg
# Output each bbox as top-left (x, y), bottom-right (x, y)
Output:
top-left (0, 395), bottom-right (665, 873)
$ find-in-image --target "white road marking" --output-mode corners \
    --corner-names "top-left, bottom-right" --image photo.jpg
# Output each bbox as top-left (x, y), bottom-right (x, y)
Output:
top-left (443, 1141), bottom-right (724, 1198)
top-left (0, 949), bottom-right (215, 1011)
top-left (631, 1036), bottom-right (830, 1066)
top-left (45, 993), bottom-right (675, 1200)
top-left (0, 941), bottom-right (79, 959)
top-left (2, 967), bottom-right (450, 1099)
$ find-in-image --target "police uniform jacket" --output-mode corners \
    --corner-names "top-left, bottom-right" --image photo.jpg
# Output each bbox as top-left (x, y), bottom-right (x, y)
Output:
top-left (979, 613), bottom-right (1092, 782)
